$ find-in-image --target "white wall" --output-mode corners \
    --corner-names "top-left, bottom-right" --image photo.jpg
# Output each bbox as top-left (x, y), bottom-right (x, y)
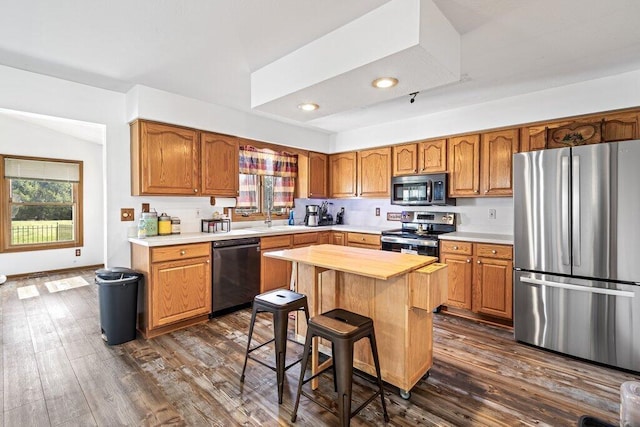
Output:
top-left (0, 114), bottom-right (104, 275)
top-left (297, 197), bottom-right (513, 234)
top-left (331, 69), bottom-right (640, 151)
top-left (0, 66), bottom-right (332, 274)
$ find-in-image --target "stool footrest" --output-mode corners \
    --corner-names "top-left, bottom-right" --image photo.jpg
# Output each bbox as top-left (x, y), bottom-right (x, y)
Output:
top-left (247, 338), bottom-right (275, 354)
top-left (246, 353), bottom-right (305, 373)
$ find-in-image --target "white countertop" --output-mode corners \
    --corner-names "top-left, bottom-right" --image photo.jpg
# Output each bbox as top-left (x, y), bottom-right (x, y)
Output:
top-left (129, 224), bottom-right (389, 247)
top-left (439, 231), bottom-right (514, 245)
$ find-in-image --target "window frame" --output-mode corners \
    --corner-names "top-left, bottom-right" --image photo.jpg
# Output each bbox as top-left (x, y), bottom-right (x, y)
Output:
top-left (1, 154), bottom-right (84, 253)
top-left (232, 174), bottom-right (292, 222)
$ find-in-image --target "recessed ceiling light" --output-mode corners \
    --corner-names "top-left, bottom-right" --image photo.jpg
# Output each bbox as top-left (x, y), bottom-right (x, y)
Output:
top-left (297, 103), bottom-right (319, 111)
top-left (372, 77), bottom-right (398, 89)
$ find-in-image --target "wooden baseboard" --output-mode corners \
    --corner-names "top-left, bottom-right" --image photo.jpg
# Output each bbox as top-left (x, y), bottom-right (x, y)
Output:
top-left (7, 264), bottom-right (104, 280)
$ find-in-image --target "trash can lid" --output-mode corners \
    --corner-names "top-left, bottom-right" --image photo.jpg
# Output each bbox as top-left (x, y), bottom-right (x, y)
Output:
top-left (95, 267), bottom-right (143, 280)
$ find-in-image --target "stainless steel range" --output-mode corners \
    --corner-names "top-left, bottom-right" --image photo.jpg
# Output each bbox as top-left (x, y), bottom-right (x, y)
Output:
top-left (381, 211), bottom-right (455, 258)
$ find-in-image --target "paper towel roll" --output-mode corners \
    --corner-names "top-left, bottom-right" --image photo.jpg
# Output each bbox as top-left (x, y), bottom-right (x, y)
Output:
top-left (621, 381), bottom-right (640, 427)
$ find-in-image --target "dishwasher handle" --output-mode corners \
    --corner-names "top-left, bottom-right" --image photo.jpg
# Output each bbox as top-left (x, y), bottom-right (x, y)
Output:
top-left (213, 243), bottom-right (260, 252)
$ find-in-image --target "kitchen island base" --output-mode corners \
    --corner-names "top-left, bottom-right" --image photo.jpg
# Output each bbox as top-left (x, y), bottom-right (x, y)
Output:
top-left (267, 246), bottom-right (448, 396)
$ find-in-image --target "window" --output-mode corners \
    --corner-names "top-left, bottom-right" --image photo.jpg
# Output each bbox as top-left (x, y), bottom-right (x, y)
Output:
top-left (1, 155), bottom-right (83, 252)
top-left (235, 146), bottom-right (297, 217)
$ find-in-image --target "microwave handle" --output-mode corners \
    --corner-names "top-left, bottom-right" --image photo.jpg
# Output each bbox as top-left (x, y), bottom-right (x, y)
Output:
top-left (426, 180), bottom-right (432, 203)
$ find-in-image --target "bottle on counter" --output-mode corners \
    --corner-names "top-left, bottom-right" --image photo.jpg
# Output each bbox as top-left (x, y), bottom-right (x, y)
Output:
top-left (288, 210), bottom-right (295, 225)
top-left (171, 217), bottom-right (181, 234)
top-left (158, 213), bottom-right (172, 235)
top-left (137, 218), bottom-right (147, 239)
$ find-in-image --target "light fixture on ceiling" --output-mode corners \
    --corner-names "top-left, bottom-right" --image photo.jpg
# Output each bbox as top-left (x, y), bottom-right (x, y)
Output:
top-left (372, 77), bottom-right (399, 89)
top-left (297, 103), bottom-right (319, 111)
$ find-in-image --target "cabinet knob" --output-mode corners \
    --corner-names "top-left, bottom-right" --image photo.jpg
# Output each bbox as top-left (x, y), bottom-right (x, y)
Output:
top-left (309, 192), bottom-right (313, 196)
top-left (180, 250), bottom-right (186, 255)
top-left (477, 260), bottom-right (481, 264)
top-left (414, 169), bottom-right (417, 173)
top-left (492, 250), bottom-right (497, 254)
top-left (485, 190), bottom-right (489, 194)
top-left (194, 189), bottom-right (199, 193)
top-left (474, 190), bottom-right (479, 194)
top-left (206, 259), bottom-right (210, 264)
top-left (361, 237), bottom-right (365, 241)
top-left (453, 246), bottom-right (458, 250)
top-left (466, 259), bottom-right (471, 263)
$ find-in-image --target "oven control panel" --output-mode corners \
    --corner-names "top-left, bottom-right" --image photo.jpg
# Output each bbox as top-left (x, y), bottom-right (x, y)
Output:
top-left (401, 211), bottom-right (455, 225)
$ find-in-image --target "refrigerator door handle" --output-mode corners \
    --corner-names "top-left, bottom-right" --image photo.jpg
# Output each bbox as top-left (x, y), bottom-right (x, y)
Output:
top-left (520, 277), bottom-right (635, 298)
top-left (561, 156), bottom-right (570, 266)
top-left (572, 155), bottom-right (581, 267)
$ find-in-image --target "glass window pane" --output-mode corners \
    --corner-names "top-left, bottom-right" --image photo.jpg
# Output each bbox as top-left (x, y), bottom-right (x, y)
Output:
top-left (10, 179), bottom-right (73, 203)
top-left (237, 174), bottom-right (259, 213)
top-left (11, 208), bottom-right (75, 244)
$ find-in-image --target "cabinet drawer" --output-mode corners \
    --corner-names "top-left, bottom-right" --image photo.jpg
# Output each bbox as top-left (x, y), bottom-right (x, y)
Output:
top-left (347, 232), bottom-right (380, 246)
top-left (475, 243), bottom-right (512, 260)
top-left (151, 243), bottom-right (211, 263)
top-left (440, 240), bottom-right (472, 255)
top-left (261, 235), bottom-right (292, 250)
top-left (293, 232), bottom-right (318, 246)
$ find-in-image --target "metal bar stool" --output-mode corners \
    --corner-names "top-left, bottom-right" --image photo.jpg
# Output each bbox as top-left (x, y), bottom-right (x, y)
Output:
top-left (240, 289), bottom-right (310, 404)
top-left (291, 308), bottom-right (389, 426)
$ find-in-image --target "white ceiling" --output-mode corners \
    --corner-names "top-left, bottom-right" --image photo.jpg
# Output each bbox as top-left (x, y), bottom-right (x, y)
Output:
top-left (1, 0), bottom-right (640, 134)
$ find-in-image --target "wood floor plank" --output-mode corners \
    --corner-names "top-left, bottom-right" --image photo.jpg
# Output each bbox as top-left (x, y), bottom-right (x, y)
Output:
top-left (3, 399), bottom-right (49, 426)
top-left (36, 347), bottom-right (92, 426)
top-left (27, 312), bottom-right (62, 353)
top-left (3, 340), bottom-right (44, 412)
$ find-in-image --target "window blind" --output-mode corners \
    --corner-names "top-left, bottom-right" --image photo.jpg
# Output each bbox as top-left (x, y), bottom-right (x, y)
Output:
top-left (4, 158), bottom-right (80, 183)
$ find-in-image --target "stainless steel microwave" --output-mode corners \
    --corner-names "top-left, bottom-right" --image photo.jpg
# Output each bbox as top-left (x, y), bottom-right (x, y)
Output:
top-left (390, 173), bottom-right (456, 206)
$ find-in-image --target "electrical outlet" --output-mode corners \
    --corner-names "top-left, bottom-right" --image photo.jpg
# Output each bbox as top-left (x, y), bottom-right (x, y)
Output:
top-left (489, 209), bottom-right (496, 219)
top-left (375, 207), bottom-right (380, 216)
top-left (75, 249), bottom-right (81, 256)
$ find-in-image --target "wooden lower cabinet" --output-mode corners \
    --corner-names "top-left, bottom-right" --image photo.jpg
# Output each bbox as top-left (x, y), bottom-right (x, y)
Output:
top-left (331, 231), bottom-right (346, 246)
top-left (440, 240), bottom-right (513, 322)
top-left (131, 242), bottom-right (212, 338)
top-left (346, 232), bottom-right (381, 249)
top-left (260, 235), bottom-right (293, 293)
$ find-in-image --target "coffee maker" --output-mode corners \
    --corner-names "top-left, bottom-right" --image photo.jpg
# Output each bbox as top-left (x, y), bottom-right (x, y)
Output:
top-left (304, 205), bottom-right (319, 227)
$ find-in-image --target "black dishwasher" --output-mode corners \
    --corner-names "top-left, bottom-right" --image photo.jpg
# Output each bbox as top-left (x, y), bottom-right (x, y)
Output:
top-left (211, 237), bottom-right (261, 317)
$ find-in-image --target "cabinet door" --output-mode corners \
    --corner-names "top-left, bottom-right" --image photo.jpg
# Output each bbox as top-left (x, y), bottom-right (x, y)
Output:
top-left (150, 256), bottom-right (211, 328)
top-left (547, 121), bottom-right (602, 148)
top-left (329, 152), bottom-right (357, 198)
top-left (418, 139), bottom-right (447, 173)
top-left (331, 232), bottom-right (345, 246)
top-left (440, 253), bottom-right (472, 310)
top-left (132, 121), bottom-right (200, 195)
top-left (520, 126), bottom-right (547, 152)
top-left (447, 135), bottom-right (480, 197)
top-left (261, 249), bottom-right (292, 293)
top-left (357, 147), bottom-right (391, 198)
top-left (602, 112), bottom-right (639, 142)
top-left (481, 129), bottom-right (519, 196)
top-left (473, 257), bottom-right (513, 319)
top-left (201, 132), bottom-right (238, 197)
top-left (308, 152), bottom-right (328, 198)
top-left (318, 231), bottom-right (330, 245)
top-left (392, 143), bottom-right (418, 176)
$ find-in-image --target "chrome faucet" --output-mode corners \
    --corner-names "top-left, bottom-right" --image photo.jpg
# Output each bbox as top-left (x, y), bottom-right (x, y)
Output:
top-left (265, 206), bottom-right (272, 227)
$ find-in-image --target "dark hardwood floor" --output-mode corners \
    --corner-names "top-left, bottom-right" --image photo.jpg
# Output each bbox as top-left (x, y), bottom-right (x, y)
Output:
top-left (1, 268), bottom-right (637, 426)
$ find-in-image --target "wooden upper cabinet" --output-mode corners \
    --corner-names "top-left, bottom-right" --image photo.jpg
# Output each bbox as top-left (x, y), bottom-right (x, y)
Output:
top-left (201, 132), bottom-right (239, 197)
top-left (357, 147), bottom-right (391, 198)
top-left (546, 120), bottom-right (601, 149)
top-left (520, 125), bottom-right (547, 152)
top-left (448, 134), bottom-right (480, 197)
top-left (481, 129), bottom-right (519, 196)
top-left (131, 120), bottom-right (200, 195)
top-left (419, 139), bottom-right (447, 173)
top-left (308, 152), bottom-right (328, 198)
top-left (602, 112), bottom-right (639, 142)
top-left (329, 152), bottom-right (357, 198)
top-left (392, 143), bottom-right (418, 176)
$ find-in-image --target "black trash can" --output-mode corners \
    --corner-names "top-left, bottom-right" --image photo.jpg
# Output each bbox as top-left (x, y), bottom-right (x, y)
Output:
top-left (95, 267), bottom-right (143, 345)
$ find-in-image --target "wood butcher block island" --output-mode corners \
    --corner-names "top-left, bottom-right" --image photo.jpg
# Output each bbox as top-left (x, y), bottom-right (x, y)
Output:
top-left (264, 244), bottom-right (448, 397)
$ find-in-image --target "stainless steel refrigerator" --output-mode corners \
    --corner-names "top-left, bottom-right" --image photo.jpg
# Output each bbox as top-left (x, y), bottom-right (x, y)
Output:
top-left (513, 139), bottom-right (640, 372)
